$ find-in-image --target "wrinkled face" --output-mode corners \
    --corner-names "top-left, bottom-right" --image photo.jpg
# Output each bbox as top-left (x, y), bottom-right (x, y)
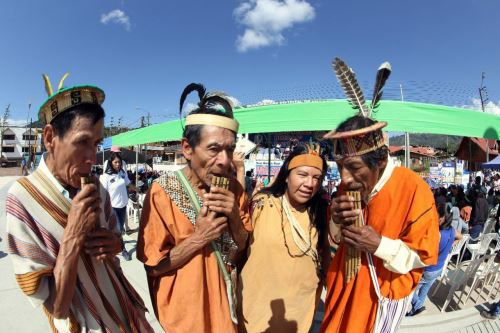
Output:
top-left (46, 116), bottom-right (103, 189)
top-left (337, 155), bottom-right (386, 204)
top-left (182, 125), bottom-right (236, 188)
top-left (286, 165), bottom-right (323, 208)
top-left (111, 157), bottom-right (122, 172)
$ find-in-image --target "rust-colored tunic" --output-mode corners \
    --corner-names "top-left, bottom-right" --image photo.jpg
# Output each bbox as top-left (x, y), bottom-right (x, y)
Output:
top-left (137, 174), bottom-right (250, 333)
top-left (320, 167), bottom-right (440, 333)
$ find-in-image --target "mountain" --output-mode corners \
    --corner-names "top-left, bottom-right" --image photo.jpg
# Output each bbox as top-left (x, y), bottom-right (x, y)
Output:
top-left (389, 134), bottom-right (462, 153)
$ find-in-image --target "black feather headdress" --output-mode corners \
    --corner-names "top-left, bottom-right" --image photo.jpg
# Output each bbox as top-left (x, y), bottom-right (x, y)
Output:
top-left (178, 82), bottom-right (239, 133)
top-left (179, 83), bottom-right (234, 119)
top-left (371, 62), bottom-right (392, 110)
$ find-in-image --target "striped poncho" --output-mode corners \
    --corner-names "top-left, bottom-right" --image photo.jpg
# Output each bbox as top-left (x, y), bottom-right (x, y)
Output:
top-left (6, 156), bottom-right (153, 333)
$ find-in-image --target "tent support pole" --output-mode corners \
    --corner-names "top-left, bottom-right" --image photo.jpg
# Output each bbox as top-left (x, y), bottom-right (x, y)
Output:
top-left (136, 145), bottom-right (139, 188)
top-left (267, 133), bottom-right (271, 182)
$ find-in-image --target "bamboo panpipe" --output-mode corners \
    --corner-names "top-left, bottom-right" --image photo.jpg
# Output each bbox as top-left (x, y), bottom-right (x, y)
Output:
top-left (209, 176), bottom-right (230, 216)
top-left (80, 176), bottom-right (92, 188)
top-left (344, 191), bottom-right (362, 284)
top-left (211, 176), bottom-right (230, 191)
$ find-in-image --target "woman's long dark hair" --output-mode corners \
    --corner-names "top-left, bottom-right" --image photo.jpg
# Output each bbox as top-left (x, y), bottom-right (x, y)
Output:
top-left (105, 152), bottom-right (123, 175)
top-left (437, 203), bottom-right (453, 230)
top-left (259, 145), bottom-right (329, 272)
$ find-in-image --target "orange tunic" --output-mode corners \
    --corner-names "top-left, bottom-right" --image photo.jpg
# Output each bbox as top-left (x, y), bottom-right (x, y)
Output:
top-left (321, 167), bottom-right (440, 333)
top-left (136, 175), bottom-right (250, 333)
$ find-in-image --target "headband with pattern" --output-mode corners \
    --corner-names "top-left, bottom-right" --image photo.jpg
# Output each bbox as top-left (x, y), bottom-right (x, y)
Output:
top-left (38, 73), bottom-right (105, 125)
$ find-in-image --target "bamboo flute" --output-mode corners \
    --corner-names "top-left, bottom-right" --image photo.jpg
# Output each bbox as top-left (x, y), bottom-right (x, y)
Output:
top-left (344, 191), bottom-right (362, 284)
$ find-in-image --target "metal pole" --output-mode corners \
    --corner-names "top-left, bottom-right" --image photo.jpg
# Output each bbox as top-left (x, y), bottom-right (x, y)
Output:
top-left (400, 84), bottom-right (410, 168)
top-left (479, 72), bottom-right (489, 162)
top-left (28, 117), bottom-right (32, 158)
top-left (136, 145), bottom-right (139, 188)
top-left (267, 133), bottom-right (271, 182)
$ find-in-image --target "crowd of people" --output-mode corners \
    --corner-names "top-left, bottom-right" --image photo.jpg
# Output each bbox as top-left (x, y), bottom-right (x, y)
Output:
top-left (4, 59), bottom-right (499, 333)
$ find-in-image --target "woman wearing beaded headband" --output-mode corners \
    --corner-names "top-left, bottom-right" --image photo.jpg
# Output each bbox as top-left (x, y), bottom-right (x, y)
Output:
top-left (238, 144), bottom-right (330, 333)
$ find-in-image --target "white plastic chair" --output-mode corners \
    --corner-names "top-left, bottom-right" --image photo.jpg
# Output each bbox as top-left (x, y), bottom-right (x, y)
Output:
top-left (459, 233), bottom-right (498, 263)
top-left (463, 254), bottom-right (497, 303)
top-left (482, 260), bottom-right (500, 300)
top-left (448, 234), bottom-right (470, 269)
top-left (483, 217), bottom-right (497, 235)
top-left (434, 235), bottom-right (470, 287)
top-left (126, 200), bottom-right (141, 227)
top-left (437, 257), bottom-right (484, 312)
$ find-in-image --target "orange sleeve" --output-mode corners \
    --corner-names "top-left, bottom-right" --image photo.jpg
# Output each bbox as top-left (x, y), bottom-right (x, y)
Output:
top-left (136, 182), bottom-right (175, 267)
top-left (400, 181), bottom-right (440, 266)
top-left (233, 180), bottom-right (251, 232)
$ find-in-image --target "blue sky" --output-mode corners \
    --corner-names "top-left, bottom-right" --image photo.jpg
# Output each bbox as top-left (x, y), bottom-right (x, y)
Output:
top-left (1, 0), bottom-right (500, 129)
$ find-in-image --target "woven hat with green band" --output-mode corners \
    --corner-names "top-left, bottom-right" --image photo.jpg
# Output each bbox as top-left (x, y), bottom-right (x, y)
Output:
top-left (38, 73), bottom-right (105, 125)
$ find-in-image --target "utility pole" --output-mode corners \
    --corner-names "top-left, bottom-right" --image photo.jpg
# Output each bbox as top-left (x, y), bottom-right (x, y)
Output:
top-left (400, 85), bottom-right (410, 168)
top-left (147, 112), bottom-right (151, 126)
top-left (1, 104), bottom-right (11, 158)
top-left (117, 117), bottom-right (123, 134)
top-left (28, 117), bottom-right (33, 159)
top-left (478, 72), bottom-right (490, 162)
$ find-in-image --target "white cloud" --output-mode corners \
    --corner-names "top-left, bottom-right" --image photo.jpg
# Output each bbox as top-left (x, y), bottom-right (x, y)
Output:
top-left (234, 0), bottom-right (315, 52)
top-left (100, 9), bottom-right (131, 31)
top-left (463, 98), bottom-right (500, 116)
top-left (0, 118), bottom-right (29, 127)
top-left (227, 96), bottom-right (242, 108)
top-left (256, 99), bottom-right (276, 105)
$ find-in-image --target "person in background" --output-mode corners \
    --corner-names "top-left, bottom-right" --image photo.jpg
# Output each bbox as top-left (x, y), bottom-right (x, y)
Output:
top-left (450, 203), bottom-right (467, 234)
top-left (100, 152), bottom-right (134, 260)
top-left (21, 157), bottom-right (27, 176)
top-left (481, 301), bottom-right (500, 320)
top-left (233, 151), bottom-right (246, 191)
top-left (245, 169), bottom-right (254, 198)
top-left (407, 203), bottom-right (461, 316)
top-left (435, 187), bottom-right (447, 207)
top-left (487, 187), bottom-right (498, 211)
top-left (470, 191), bottom-right (489, 239)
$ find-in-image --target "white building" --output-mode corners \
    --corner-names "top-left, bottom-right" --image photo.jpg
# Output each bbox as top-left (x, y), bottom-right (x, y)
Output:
top-left (1, 127), bottom-right (42, 162)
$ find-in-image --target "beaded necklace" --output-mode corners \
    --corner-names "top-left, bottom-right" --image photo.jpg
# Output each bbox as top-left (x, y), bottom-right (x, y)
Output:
top-left (279, 195), bottom-right (320, 271)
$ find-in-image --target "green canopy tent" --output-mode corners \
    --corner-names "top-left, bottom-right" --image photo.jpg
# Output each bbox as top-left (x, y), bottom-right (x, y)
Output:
top-left (111, 100), bottom-right (500, 147)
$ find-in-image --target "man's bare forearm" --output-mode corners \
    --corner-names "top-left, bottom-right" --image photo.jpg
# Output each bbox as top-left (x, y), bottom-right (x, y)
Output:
top-left (47, 233), bottom-right (85, 318)
top-left (146, 234), bottom-right (207, 277)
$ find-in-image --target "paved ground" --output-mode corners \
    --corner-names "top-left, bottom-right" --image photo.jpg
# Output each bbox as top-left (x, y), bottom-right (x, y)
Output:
top-left (1, 174), bottom-right (499, 332)
top-left (0, 166), bottom-right (23, 177)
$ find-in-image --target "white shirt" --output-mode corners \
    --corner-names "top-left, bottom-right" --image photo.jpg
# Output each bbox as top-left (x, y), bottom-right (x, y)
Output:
top-left (100, 170), bottom-right (130, 208)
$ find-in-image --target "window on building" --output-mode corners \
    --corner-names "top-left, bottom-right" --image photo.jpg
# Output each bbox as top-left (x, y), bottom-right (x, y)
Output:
top-left (22, 146), bottom-right (31, 153)
top-left (2, 146), bottom-right (15, 152)
top-left (22, 134), bottom-right (37, 141)
top-left (2, 134), bottom-right (15, 140)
